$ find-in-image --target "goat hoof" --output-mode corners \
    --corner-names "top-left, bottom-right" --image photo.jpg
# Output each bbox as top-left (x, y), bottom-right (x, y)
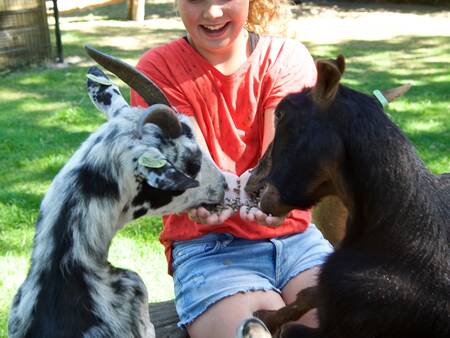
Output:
top-left (236, 317), bottom-right (271, 338)
top-left (253, 309), bottom-right (279, 332)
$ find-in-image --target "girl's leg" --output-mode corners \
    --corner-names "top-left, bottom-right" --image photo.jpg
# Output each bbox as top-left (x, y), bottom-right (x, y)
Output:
top-left (281, 266), bottom-right (321, 328)
top-left (187, 290), bottom-right (286, 338)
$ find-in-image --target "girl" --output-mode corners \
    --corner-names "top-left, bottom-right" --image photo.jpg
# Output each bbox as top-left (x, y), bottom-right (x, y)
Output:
top-left (131, 1), bottom-right (333, 337)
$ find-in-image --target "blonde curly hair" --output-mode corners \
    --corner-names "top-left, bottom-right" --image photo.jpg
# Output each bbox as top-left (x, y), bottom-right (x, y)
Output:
top-left (247, 0), bottom-right (293, 35)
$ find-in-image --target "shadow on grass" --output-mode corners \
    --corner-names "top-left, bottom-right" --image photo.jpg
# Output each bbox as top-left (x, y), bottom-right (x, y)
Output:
top-left (293, 0), bottom-right (450, 17)
top-left (1, 34), bottom-right (448, 182)
top-left (61, 1), bottom-right (178, 21)
top-left (62, 1), bottom-right (450, 22)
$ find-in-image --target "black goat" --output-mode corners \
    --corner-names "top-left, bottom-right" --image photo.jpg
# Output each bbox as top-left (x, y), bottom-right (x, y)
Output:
top-left (239, 55), bottom-right (450, 338)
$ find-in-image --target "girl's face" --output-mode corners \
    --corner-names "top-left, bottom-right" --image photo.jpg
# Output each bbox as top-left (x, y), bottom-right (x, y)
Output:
top-left (176, 0), bottom-right (249, 56)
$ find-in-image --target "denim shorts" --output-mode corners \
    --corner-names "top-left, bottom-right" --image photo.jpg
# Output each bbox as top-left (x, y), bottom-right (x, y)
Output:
top-left (171, 224), bottom-right (334, 327)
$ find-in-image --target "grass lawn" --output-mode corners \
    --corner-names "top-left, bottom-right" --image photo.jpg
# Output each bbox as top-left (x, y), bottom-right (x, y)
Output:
top-left (0, 1), bottom-right (449, 336)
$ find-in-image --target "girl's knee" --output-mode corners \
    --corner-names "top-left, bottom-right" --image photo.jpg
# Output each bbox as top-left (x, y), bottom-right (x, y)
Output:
top-left (187, 290), bottom-right (285, 338)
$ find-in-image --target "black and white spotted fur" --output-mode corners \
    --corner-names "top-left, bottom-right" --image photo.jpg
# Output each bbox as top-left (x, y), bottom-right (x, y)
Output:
top-left (8, 67), bottom-right (225, 338)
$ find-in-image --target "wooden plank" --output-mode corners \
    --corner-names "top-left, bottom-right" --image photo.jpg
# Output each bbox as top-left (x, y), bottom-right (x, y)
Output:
top-left (149, 300), bottom-right (189, 338)
top-left (0, 0), bottom-right (51, 69)
top-left (0, 0), bottom-right (41, 12)
top-left (0, 10), bottom-right (42, 30)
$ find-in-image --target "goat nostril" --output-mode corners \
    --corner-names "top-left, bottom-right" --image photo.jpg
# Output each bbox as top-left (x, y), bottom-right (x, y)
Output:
top-left (223, 181), bottom-right (228, 190)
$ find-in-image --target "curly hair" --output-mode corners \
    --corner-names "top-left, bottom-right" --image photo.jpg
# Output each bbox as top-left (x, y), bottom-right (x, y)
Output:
top-left (246, 0), bottom-right (293, 35)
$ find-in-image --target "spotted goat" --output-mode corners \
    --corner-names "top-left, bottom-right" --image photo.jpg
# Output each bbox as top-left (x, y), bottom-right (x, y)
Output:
top-left (8, 47), bottom-right (226, 338)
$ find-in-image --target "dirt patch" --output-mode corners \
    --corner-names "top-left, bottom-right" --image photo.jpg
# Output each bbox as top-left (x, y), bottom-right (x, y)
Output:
top-left (289, 1), bottom-right (450, 43)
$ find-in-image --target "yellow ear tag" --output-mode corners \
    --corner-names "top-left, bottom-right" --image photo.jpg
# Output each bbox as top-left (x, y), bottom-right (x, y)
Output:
top-left (86, 73), bottom-right (115, 86)
top-left (138, 153), bottom-right (167, 168)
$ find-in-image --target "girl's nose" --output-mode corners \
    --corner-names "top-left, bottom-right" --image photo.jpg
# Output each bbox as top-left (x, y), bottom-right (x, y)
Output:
top-left (203, 4), bottom-right (223, 19)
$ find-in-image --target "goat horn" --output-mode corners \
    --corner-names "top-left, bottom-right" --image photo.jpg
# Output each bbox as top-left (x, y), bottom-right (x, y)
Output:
top-left (84, 45), bottom-right (171, 106)
top-left (137, 104), bottom-right (182, 139)
top-left (381, 83), bottom-right (412, 103)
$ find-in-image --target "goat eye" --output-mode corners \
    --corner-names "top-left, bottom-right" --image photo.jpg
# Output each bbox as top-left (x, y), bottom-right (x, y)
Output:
top-left (185, 158), bottom-right (201, 178)
top-left (275, 109), bottom-right (283, 122)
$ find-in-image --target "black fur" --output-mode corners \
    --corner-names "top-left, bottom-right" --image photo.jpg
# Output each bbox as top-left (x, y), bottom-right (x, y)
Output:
top-left (132, 182), bottom-right (183, 209)
top-left (264, 85), bottom-right (449, 337)
top-left (25, 195), bottom-right (100, 338)
top-left (74, 164), bottom-right (120, 201)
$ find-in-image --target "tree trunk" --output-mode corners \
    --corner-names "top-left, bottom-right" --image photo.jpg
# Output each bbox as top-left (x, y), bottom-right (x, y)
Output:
top-left (127, 0), bottom-right (145, 21)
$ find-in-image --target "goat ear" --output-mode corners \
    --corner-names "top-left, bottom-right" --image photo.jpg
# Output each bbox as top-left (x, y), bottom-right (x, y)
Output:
top-left (139, 149), bottom-right (199, 191)
top-left (145, 163), bottom-right (199, 191)
top-left (137, 104), bottom-right (182, 139)
top-left (381, 83), bottom-right (411, 103)
top-left (87, 66), bottom-right (129, 119)
top-left (312, 55), bottom-right (345, 106)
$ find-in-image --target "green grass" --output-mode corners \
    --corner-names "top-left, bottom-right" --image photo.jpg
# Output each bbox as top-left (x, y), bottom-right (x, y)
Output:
top-left (0, 1), bottom-right (449, 336)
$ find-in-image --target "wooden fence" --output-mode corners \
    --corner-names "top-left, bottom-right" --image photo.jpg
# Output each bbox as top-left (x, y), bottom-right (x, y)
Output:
top-left (0, 0), bottom-right (51, 70)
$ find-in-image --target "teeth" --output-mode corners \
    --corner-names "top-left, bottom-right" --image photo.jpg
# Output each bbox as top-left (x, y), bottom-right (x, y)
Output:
top-left (203, 23), bottom-right (226, 31)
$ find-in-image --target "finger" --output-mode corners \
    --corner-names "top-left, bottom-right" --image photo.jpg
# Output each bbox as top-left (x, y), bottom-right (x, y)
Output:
top-left (266, 215), bottom-right (283, 227)
top-left (218, 208), bottom-right (234, 223)
top-left (188, 208), bottom-right (199, 218)
top-left (239, 206), bottom-right (249, 220)
top-left (197, 207), bottom-right (211, 219)
top-left (244, 207), bottom-right (258, 222)
top-left (206, 213), bottom-right (219, 225)
top-left (253, 209), bottom-right (268, 224)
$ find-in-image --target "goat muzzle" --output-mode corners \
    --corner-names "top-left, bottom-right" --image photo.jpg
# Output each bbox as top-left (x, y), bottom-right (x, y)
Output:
top-left (259, 184), bottom-right (293, 218)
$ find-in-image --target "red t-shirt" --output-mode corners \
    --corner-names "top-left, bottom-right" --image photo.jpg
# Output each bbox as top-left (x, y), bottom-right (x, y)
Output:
top-left (131, 36), bottom-right (317, 273)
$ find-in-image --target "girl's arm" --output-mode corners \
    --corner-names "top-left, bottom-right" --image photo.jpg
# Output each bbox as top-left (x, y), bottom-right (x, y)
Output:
top-left (261, 107), bottom-right (275, 156)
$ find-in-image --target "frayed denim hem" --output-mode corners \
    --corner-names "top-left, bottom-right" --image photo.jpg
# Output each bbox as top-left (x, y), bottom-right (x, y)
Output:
top-left (177, 285), bottom-right (280, 329)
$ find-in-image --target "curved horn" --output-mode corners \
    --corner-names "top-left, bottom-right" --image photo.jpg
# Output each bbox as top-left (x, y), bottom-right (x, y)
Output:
top-left (84, 45), bottom-right (170, 106)
top-left (137, 104), bottom-right (182, 139)
top-left (381, 83), bottom-right (412, 103)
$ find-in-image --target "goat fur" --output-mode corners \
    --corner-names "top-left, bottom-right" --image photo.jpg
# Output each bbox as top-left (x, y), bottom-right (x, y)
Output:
top-left (8, 67), bottom-right (225, 338)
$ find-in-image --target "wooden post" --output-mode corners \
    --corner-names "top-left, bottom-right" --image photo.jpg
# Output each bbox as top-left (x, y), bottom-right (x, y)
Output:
top-left (51, 0), bottom-right (64, 63)
top-left (128, 0), bottom-right (145, 21)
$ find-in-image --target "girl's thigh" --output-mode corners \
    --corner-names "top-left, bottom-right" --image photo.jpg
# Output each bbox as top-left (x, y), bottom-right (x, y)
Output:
top-left (172, 233), bottom-right (283, 335)
top-left (187, 290), bottom-right (285, 338)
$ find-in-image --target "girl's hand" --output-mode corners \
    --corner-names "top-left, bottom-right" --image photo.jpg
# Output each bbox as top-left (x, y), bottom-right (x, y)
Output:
top-left (188, 206), bottom-right (234, 225)
top-left (188, 171), bottom-right (238, 225)
top-left (239, 206), bottom-right (286, 227)
top-left (239, 169), bottom-right (286, 227)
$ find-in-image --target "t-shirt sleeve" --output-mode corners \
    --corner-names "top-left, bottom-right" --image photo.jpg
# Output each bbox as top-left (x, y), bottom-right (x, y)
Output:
top-left (130, 48), bottom-right (195, 116)
top-left (262, 40), bottom-right (317, 110)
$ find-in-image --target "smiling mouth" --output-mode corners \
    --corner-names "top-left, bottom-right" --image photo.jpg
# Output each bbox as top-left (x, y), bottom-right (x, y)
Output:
top-left (200, 22), bottom-right (229, 35)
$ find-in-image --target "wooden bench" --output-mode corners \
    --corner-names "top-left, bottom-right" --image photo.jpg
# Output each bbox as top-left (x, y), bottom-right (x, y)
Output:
top-left (149, 197), bottom-right (348, 337)
top-left (149, 300), bottom-right (187, 338)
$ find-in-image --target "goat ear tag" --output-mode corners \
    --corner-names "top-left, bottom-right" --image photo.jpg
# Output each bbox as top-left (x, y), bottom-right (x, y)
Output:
top-left (86, 73), bottom-right (114, 86)
top-left (138, 153), bottom-right (167, 168)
